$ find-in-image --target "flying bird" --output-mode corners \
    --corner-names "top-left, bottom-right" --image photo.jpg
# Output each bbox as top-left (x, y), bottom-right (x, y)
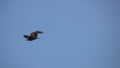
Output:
top-left (24, 31), bottom-right (43, 41)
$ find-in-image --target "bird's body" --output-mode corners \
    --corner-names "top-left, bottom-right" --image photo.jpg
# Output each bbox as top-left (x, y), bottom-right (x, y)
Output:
top-left (24, 31), bottom-right (43, 41)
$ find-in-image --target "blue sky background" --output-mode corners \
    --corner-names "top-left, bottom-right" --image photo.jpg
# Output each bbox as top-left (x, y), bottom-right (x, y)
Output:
top-left (0, 0), bottom-right (120, 68)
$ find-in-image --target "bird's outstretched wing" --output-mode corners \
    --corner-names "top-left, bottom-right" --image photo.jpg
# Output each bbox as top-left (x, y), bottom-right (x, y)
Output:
top-left (24, 35), bottom-right (30, 38)
top-left (35, 31), bottom-right (43, 33)
top-left (30, 31), bottom-right (43, 38)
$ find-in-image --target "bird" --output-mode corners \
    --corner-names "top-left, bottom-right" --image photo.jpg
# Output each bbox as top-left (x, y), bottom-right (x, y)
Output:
top-left (23, 31), bottom-right (43, 41)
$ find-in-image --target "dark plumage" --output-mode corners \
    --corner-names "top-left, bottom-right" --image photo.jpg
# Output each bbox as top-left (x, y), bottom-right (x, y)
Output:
top-left (24, 31), bottom-right (43, 41)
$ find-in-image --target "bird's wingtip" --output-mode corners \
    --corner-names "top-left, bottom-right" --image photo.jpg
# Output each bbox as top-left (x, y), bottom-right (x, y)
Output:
top-left (23, 35), bottom-right (29, 38)
top-left (36, 31), bottom-right (43, 33)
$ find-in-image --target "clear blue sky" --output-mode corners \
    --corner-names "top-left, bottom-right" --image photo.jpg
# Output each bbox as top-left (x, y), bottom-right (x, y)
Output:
top-left (0, 0), bottom-right (120, 68)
